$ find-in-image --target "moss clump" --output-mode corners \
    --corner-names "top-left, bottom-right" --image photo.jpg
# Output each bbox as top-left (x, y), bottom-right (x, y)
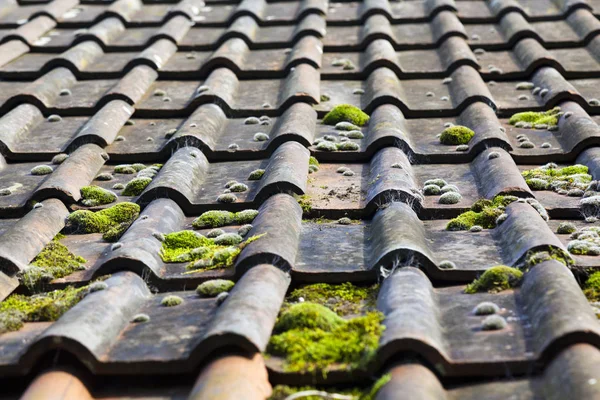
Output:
top-left (465, 265), bottom-right (523, 294)
top-left (196, 279), bottom-right (235, 297)
top-left (192, 209), bottom-right (258, 229)
top-left (322, 104), bottom-right (370, 127)
top-left (439, 126), bottom-right (475, 145)
top-left (31, 165), bottom-right (53, 175)
top-left (567, 227), bottom-right (600, 255)
top-left (20, 235), bottom-right (86, 291)
top-left (114, 165), bottom-right (136, 174)
top-left (65, 202), bottom-right (140, 240)
top-left (80, 185), bottom-right (117, 207)
top-left (309, 156), bottom-right (319, 167)
top-left (268, 303), bottom-right (384, 374)
top-left (269, 374), bottom-right (391, 400)
top-left (160, 230), bottom-right (265, 272)
top-left (522, 163), bottom-right (591, 194)
top-left (288, 283), bottom-right (378, 316)
top-left (161, 295), bottom-right (183, 307)
top-left (583, 272), bottom-right (600, 302)
top-left (122, 177), bottom-right (152, 196)
top-left (0, 285), bottom-right (89, 333)
top-left (509, 107), bottom-right (561, 127)
top-left (296, 195), bottom-right (312, 213)
top-left (446, 196), bottom-right (517, 231)
top-left (524, 247), bottom-right (572, 268)
top-left (248, 169), bottom-right (265, 180)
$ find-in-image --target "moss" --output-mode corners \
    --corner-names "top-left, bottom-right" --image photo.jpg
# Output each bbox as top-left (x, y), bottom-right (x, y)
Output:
top-left (213, 233), bottom-right (243, 245)
top-left (439, 191), bottom-right (462, 204)
top-left (196, 279), bottom-right (235, 297)
top-left (161, 295), bottom-right (183, 307)
top-left (217, 193), bottom-right (237, 203)
top-left (309, 156), bottom-right (319, 167)
top-left (31, 165), bottom-right (53, 175)
top-left (584, 272), bottom-right (600, 302)
top-left (481, 315), bottom-right (507, 330)
top-left (121, 177), bottom-right (152, 196)
top-left (336, 141), bottom-right (360, 151)
top-left (424, 178), bottom-right (447, 188)
top-left (268, 304), bottom-right (384, 374)
top-left (509, 107), bottom-right (561, 127)
top-left (102, 221), bottom-right (132, 242)
top-left (88, 281), bottom-right (108, 292)
top-left (0, 285), bottom-right (89, 333)
top-left (522, 164), bottom-right (591, 194)
top-left (269, 374), bottom-right (390, 400)
top-left (160, 230), bottom-right (265, 272)
top-left (323, 104), bottom-right (370, 127)
top-left (80, 185), bottom-right (117, 207)
top-left (287, 282), bottom-right (378, 316)
top-left (229, 183), bottom-right (248, 192)
top-left (132, 313), bottom-right (150, 323)
top-left (253, 132), bottom-right (269, 142)
top-left (206, 229), bottom-right (225, 238)
top-left (296, 195), bottom-right (312, 213)
top-left (446, 196), bottom-right (516, 231)
top-left (114, 164), bottom-right (136, 174)
top-left (248, 169), bottom-right (265, 180)
top-left (52, 154), bottom-right (69, 164)
top-left (65, 202), bottom-right (140, 236)
top-left (524, 247), bottom-right (572, 268)
top-left (335, 122), bottom-right (360, 131)
top-left (192, 209), bottom-right (258, 229)
top-left (423, 184), bottom-right (441, 195)
top-left (20, 236), bottom-right (87, 291)
top-left (473, 301), bottom-right (499, 315)
top-left (316, 141), bottom-right (337, 152)
top-left (95, 173), bottom-right (113, 181)
top-left (465, 265), bottom-right (523, 294)
top-left (439, 126), bottom-right (475, 145)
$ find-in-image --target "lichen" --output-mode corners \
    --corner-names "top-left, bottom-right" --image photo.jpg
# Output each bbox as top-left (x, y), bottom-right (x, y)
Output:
top-left (322, 104), bottom-right (370, 127)
top-left (439, 126), bottom-right (475, 145)
top-left (192, 209), bottom-right (258, 229)
top-left (196, 279), bottom-right (235, 297)
top-left (20, 235), bottom-right (86, 291)
top-left (80, 185), bottom-right (117, 207)
top-left (446, 196), bottom-right (517, 231)
top-left (65, 202), bottom-right (140, 241)
top-left (159, 230), bottom-right (265, 272)
top-left (522, 163), bottom-right (591, 194)
top-left (267, 302), bottom-right (384, 374)
top-left (509, 107), bottom-right (561, 128)
top-left (0, 285), bottom-right (89, 333)
top-left (464, 265), bottom-right (523, 294)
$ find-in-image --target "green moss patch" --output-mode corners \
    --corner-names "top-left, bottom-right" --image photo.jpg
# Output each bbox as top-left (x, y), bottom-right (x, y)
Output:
top-left (296, 195), bottom-right (312, 213)
top-left (439, 126), bottom-right (475, 145)
top-left (524, 246), bottom-right (572, 268)
top-left (192, 209), bottom-right (259, 229)
top-left (267, 302), bottom-right (384, 374)
top-left (122, 177), bottom-right (152, 196)
top-left (196, 279), bottom-right (235, 297)
top-left (159, 230), bottom-right (264, 273)
top-left (522, 163), bottom-right (591, 194)
top-left (584, 272), bottom-right (600, 302)
top-left (270, 374), bottom-right (391, 400)
top-left (65, 202), bottom-right (140, 242)
top-left (0, 285), bottom-right (89, 333)
top-left (80, 185), bottom-right (117, 207)
top-left (446, 196), bottom-right (517, 231)
top-left (288, 282), bottom-right (378, 316)
top-left (20, 235), bottom-right (86, 291)
top-left (323, 104), bottom-right (370, 127)
top-left (465, 266), bottom-right (523, 294)
top-left (509, 107), bottom-right (561, 128)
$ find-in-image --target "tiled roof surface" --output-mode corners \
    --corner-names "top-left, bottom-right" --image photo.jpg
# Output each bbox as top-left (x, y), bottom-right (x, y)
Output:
top-left (1, 0), bottom-right (600, 399)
